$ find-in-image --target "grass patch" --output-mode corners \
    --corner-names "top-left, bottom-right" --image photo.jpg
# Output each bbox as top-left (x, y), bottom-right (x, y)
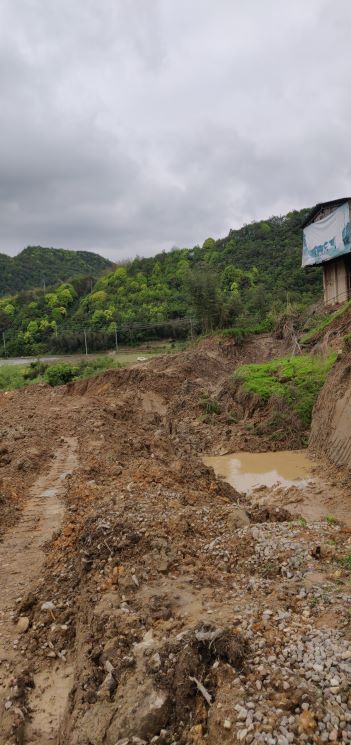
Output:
top-left (233, 353), bottom-right (336, 428)
top-left (0, 365), bottom-right (27, 390)
top-left (220, 318), bottom-right (274, 342)
top-left (300, 300), bottom-right (351, 344)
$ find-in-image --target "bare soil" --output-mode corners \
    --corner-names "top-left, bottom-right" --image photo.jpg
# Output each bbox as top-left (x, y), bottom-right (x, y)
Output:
top-left (0, 336), bottom-right (350, 745)
top-left (310, 348), bottom-right (351, 469)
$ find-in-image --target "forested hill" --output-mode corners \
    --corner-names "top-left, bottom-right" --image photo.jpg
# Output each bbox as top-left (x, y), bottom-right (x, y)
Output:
top-left (0, 208), bottom-right (323, 356)
top-left (129, 207), bottom-right (318, 300)
top-left (0, 246), bottom-right (113, 295)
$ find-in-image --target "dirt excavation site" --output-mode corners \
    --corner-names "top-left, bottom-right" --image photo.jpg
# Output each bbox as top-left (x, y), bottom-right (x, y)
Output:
top-left (0, 335), bottom-right (351, 745)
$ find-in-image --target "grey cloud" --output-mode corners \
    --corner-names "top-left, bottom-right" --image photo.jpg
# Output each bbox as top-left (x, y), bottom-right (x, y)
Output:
top-left (0, 0), bottom-right (351, 260)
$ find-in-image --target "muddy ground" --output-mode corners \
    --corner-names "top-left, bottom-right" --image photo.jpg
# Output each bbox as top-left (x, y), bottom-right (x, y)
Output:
top-left (0, 336), bottom-right (350, 745)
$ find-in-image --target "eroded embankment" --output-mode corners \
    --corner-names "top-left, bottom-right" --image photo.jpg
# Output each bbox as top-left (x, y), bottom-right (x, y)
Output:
top-left (0, 336), bottom-right (350, 744)
top-left (310, 349), bottom-right (351, 469)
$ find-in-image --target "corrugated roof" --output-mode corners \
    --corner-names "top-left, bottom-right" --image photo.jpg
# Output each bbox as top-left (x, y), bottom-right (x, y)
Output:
top-left (301, 198), bottom-right (350, 228)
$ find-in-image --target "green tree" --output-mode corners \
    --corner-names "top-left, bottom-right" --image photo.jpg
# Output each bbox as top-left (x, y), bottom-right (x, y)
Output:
top-left (202, 237), bottom-right (216, 250)
top-left (185, 263), bottom-right (223, 332)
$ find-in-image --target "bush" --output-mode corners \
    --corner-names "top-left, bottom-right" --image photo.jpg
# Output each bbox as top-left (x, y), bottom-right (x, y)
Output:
top-left (45, 356), bottom-right (120, 386)
top-left (23, 360), bottom-right (48, 380)
top-left (46, 363), bottom-right (78, 386)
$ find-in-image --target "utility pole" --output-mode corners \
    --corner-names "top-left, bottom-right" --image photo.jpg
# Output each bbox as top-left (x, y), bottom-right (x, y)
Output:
top-left (115, 326), bottom-right (118, 353)
top-left (2, 332), bottom-right (6, 356)
top-left (84, 329), bottom-right (88, 356)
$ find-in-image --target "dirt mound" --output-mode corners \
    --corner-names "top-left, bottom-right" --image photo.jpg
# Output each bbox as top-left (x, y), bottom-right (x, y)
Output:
top-left (64, 334), bottom-right (297, 457)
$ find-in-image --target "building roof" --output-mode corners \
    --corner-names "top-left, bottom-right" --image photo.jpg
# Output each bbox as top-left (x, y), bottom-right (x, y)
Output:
top-left (301, 198), bottom-right (350, 228)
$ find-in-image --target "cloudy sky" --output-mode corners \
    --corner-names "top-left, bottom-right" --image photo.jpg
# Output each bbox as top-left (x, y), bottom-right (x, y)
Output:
top-left (1, 0), bottom-right (351, 260)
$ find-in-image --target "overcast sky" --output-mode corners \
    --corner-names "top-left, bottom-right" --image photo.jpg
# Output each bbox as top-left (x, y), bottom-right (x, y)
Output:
top-left (1, 0), bottom-right (351, 260)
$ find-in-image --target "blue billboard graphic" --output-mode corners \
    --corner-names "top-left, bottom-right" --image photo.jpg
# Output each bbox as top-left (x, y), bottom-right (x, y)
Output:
top-left (302, 201), bottom-right (351, 267)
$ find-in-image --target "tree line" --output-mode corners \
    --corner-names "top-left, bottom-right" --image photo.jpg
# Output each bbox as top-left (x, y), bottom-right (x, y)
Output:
top-left (0, 208), bottom-right (322, 356)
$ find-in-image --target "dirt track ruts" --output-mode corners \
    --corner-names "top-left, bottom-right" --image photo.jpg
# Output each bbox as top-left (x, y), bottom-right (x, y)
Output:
top-left (0, 437), bottom-right (78, 741)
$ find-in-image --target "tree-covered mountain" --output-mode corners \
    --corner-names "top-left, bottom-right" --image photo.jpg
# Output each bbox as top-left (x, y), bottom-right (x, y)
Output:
top-left (0, 208), bottom-right (323, 355)
top-left (0, 245), bottom-right (113, 295)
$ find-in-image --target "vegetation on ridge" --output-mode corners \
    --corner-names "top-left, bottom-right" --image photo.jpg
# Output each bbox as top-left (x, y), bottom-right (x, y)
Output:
top-left (0, 245), bottom-right (113, 296)
top-left (0, 208), bottom-right (323, 356)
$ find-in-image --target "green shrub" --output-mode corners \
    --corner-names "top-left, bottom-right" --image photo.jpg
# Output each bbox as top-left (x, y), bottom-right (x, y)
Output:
top-left (23, 360), bottom-right (48, 380)
top-left (46, 363), bottom-right (79, 386)
top-left (233, 353), bottom-right (336, 428)
top-left (45, 356), bottom-right (120, 386)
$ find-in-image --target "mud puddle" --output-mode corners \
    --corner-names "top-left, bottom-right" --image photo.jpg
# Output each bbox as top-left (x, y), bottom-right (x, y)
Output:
top-left (205, 450), bottom-right (351, 526)
top-left (204, 450), bottom-right (314, 493)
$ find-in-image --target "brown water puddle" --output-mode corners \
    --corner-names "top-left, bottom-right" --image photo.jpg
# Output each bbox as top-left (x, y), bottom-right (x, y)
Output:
top-left (204, 450), bottom-right (314, 494)
top-left (204, 450), bottom-right (351, 526)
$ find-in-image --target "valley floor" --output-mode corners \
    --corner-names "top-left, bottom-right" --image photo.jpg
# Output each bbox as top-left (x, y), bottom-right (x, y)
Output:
top-left (0, 336), bottom-right (350, 745)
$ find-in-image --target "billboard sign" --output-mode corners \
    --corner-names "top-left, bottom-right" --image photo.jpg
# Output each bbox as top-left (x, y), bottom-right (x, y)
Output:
top-left (302, 201), bottom-right (351, 267)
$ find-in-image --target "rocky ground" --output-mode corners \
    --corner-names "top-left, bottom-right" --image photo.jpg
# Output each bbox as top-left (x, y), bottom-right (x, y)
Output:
top-left (0, 336), bottom-right (350, 744)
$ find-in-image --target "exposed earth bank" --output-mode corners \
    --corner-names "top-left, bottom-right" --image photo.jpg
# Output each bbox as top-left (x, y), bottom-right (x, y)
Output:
top-left (0, 336), bottom-right (350, 745)
top-left (310, 348), bottom-right (351, 469)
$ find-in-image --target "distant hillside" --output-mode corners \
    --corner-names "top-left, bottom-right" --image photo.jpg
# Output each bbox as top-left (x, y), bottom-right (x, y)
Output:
top-left (0, 246), bottom-right (113, 295)
top-left (0, 208), bottom-right (323, 356)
